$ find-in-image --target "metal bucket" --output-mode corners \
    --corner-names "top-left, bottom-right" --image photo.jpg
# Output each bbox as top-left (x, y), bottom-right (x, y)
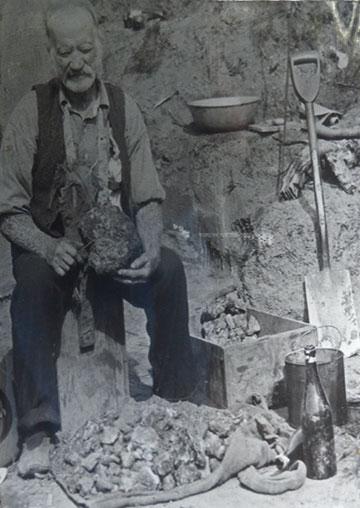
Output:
top-left (285, 348), bottom-right (347, 428)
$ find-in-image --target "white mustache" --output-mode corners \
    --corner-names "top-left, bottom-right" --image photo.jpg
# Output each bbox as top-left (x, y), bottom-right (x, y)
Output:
top-left (66, 64), bottom-right (95, 79)
top-left (67, 71), bottom-right (94, 79)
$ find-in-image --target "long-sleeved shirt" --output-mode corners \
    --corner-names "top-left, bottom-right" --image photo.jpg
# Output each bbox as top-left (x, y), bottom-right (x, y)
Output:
top-left (0, 80), bottom-right (165, 219)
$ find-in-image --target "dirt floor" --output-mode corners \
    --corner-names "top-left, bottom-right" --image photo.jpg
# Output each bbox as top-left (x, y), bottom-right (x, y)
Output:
top-left (1, 468), bottom-right (360, 508)
top-left (0, 257), bottom-right (360, 508)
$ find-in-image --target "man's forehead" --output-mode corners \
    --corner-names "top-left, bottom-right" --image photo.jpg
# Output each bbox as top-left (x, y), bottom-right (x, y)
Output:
top-left (47, 6), bottom-right (97, 41)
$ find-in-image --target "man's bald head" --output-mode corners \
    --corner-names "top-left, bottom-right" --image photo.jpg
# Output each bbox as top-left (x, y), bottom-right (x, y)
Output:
top-left (45, 0), bottom-right (98, 41)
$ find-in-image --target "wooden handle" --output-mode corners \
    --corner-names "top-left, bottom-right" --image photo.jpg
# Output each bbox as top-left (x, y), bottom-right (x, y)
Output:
top-left (290, 51), bottom-right (320, 104)
top-left (305, 102), bottom-right (330, 270)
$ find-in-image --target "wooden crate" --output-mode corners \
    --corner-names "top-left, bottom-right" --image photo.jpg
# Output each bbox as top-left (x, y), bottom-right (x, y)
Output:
top-left (190, 308), bottom-right (318, 410)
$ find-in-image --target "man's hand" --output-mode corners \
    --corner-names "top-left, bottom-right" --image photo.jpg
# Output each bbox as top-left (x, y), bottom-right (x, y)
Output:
top-left (116, 250), bottom-right (160, 285)
top-left (46, 239), bottom-right (83, 277)
top-left (116, 201), bottom-right (163, 285)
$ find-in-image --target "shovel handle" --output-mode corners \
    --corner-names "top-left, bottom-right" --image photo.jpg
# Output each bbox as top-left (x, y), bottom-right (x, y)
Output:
top-left (291, 51), bottom-right (320, 66)
top-left (290, 50), bottom-right (330, 270)
top-left (305, 102), bottom-right (330, 270)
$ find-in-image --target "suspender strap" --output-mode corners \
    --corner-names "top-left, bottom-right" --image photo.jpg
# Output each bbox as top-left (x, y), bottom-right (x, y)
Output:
top-left (105, 83), bottom-right (133, 219)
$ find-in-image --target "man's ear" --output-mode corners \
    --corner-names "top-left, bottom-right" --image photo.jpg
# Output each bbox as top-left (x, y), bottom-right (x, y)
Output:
top-left (95, 27), bottom-right (104, 54)
top-left (47, 44), bottom-right (59, 74)
top-left (97, 23), bottom-right (104, 42)
top-left (46, 32), bottom-right (54, 56)
top-left (47, 44), bottom-right (55, 63)
top-left (96, 29), bottom-right (108, 69)
top-left (94, 33), bottom-right (104, 73)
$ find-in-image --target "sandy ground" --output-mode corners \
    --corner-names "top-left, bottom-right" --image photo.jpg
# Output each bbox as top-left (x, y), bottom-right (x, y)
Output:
top-left (0, 258), bottom-right (359, 508)
top-left (1, 472), bottom-right (360, 508)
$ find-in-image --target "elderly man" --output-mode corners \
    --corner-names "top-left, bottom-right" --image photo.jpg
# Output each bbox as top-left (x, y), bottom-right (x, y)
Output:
top-left (0, 0), bottom-right (195, 477)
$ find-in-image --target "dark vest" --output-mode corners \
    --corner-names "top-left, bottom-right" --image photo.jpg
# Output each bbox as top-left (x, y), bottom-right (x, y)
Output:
top-left (30, 79), bottom-right (132, 238)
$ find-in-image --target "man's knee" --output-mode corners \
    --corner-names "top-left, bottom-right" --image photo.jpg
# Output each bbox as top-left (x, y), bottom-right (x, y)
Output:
top-left (12, 252), bottom-right (60, 301)
top-left (14, 253), bottom-right (57, 291)
top-left (156, 247), bottom-right (185, 282)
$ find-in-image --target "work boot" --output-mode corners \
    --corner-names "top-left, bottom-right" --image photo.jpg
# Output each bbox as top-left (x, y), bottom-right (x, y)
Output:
top-left (17, 431), bottom-right (52, 479)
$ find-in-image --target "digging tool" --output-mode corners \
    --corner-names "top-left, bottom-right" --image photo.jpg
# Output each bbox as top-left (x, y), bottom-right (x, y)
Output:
top-left (290, 51), bottom-right (360, 357)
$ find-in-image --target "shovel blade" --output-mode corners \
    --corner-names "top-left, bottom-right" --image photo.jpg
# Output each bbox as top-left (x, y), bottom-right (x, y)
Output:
top-left (305, 269), bottom-right (360, 357)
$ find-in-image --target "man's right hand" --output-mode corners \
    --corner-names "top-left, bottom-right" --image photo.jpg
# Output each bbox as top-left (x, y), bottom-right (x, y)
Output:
top-left (46, 239), bottom-right (83, 276)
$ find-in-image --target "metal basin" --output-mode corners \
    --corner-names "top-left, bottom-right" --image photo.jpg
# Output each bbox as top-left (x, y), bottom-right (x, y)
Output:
top-left (187, 96), bottom-right (260, 132)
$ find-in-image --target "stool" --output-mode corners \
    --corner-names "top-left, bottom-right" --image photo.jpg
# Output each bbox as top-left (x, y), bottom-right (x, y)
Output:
top-left (57, 296), bottom-right (129, 435)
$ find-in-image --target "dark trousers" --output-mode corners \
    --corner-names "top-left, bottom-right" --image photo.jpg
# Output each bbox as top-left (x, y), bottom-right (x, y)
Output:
top-left (10, 246), bottom-right (195, 436)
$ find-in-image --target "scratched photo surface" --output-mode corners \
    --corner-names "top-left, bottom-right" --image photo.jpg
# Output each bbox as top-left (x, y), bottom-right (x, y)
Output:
top-left (1, 1), bottom-right (360, 508)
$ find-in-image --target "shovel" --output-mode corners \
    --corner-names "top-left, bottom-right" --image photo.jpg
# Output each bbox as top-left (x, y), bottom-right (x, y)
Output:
top-left (290, 50), bottom-right (360, 357)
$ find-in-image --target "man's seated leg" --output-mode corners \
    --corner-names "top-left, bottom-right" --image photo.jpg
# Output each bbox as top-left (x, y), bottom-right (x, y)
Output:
top-left (10, 247), bottom-right (76, 477)
top-left (118, 247), bottom-right (197, 401)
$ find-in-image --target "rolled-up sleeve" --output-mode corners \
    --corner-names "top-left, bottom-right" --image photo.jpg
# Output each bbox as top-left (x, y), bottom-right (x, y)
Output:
top-left (0, 91), bottom-right (38, 218)
top-left (124, 93), bottom-right (166, 207)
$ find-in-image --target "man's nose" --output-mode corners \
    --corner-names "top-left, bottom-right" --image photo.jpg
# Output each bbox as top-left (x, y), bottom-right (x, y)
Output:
top-left (69, 52), bottom-right (85, 71)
